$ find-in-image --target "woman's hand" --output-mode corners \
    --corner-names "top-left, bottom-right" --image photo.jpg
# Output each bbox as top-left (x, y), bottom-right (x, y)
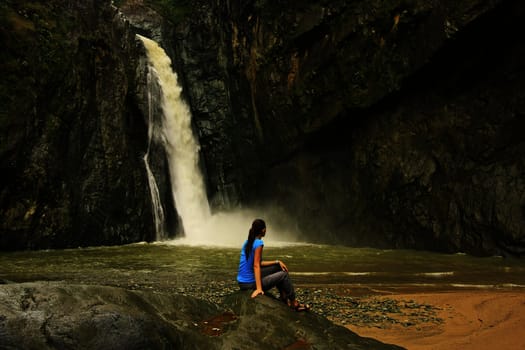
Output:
top-left (251, 289), bottom-right (264, 298)
top-left (278, 260), bottom-right (288, 272)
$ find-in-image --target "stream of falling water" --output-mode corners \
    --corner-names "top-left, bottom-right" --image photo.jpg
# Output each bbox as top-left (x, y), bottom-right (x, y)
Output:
top-left (138, 34), bottom-right (213, 244)
top-left (138, 35), bottom-right (298, 247)
top-left (143, 57), bottom-right (165, 241)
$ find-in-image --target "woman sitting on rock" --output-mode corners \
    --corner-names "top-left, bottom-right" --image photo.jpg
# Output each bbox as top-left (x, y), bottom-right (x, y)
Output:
top-left (237, 218), bottom-right (310, 311)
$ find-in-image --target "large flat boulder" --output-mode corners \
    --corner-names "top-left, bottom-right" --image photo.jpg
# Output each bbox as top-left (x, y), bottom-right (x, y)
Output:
top-left (0, 282), bottom-right (404, 349)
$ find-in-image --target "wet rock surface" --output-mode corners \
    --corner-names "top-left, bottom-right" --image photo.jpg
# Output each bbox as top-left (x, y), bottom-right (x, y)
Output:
top-left (0, 282), bottom-right (404, 349)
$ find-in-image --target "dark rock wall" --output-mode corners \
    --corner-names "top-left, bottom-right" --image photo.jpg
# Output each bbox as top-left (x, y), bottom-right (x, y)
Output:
top-left (345, 3), bottom-right (525, 256)
top-left (169, 2), bottom-right (260, 209)
top-left (1, 0), bottom-right (523, 256)
top-left (0, 0), bottom-right (155, 249)
top-left (171, 0), bottom-right (524, 256)
top-left (254, 0), bottom-right (525, 256)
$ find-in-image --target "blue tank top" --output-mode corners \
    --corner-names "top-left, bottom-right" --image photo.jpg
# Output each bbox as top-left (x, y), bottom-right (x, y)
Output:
top-left (237, 238), bottom-right (264, 283)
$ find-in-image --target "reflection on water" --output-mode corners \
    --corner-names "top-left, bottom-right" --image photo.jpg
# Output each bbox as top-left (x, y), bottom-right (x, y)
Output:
top-left (0, 243), bottom-right (523, 295)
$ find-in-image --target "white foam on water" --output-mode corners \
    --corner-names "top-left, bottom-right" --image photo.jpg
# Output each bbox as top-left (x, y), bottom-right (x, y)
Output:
top-left (415, 272), bottom-right (455, 277)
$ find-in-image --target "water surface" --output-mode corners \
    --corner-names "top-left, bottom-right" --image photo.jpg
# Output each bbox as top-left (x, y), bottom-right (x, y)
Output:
top-left (1, 243), bottom-right (523, 300)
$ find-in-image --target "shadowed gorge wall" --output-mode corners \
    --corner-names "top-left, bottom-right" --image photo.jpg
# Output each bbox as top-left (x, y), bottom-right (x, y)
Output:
top-left (256, 0), bottom-right (525, 256)
top-left (0, 0), bottom-right (155, 249)
top-left (173, 0), bottom-right (524, 256)
top-left (1, 0), bottom-right (523, 256)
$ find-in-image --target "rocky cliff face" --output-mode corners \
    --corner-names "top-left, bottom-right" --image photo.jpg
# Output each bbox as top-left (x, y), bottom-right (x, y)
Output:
top-left (1, 0), bottom-right (523, 256)
top-left (171, 0), bottom-right (524, 256)
top-left (257, 1), bottom-right (525, 256)
top-left (0, 0), bottom-right (155, 249)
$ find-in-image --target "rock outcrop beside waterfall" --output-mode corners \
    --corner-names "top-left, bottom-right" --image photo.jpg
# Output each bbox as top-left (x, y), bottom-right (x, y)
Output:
top-left (0, 282), bottom-right (403, 349)
top-left (0, 1), bottom-right (156, 249)
top-left (1, 0), bottom-right (524, 256)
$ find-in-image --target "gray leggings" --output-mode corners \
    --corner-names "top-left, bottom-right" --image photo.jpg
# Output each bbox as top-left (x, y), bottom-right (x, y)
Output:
top-left (238, 264), bottom-right (296, 301)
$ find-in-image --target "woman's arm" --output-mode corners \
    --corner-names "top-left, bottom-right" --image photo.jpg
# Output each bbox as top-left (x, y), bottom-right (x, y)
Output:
top-left (261, 259), bottom-right (288, 272)
top-left (251, 246), bottom-right (264, 298)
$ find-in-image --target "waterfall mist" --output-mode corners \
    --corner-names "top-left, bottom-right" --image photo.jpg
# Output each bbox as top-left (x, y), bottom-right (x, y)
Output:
top-left (138, 35), bottom-right (299, 247)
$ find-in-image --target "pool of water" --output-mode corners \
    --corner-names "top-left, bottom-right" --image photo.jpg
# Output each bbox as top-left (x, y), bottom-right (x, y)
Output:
top-left (1, 242), bottom-right (523, 296)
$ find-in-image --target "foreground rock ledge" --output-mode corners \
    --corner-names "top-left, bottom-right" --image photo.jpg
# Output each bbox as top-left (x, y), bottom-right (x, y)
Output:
top-left (0, 282), bottom-right (403, 349)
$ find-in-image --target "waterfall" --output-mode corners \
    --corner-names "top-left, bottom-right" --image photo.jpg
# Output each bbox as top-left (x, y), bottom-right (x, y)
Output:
top-left (144, 154), bottom-right (165, 240)
top-left (143, 64), bottom-right (165, 240)
top-left (138, 35), bottom-right (298, 247)
top-left (139, 34), bottom-right (212, 243)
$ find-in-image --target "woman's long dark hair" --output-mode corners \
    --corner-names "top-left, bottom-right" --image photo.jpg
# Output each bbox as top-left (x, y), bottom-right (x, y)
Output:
top-left (245, 219), bottom-right (266, 259)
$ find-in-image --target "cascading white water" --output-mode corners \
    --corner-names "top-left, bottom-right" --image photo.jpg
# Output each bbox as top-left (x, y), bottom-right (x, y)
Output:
top-left (144, 154), bottom-right (165, 240)
top-left (138, 35), bottom-right (299, 246)
top-left (138, 35), bottom-right (212, 243)
top-left (143, 64), bottom-right (165, 241)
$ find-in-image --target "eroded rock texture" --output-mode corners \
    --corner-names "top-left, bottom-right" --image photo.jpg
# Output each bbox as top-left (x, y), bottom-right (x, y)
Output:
top-left (0, 282), bottom-right (404, 349)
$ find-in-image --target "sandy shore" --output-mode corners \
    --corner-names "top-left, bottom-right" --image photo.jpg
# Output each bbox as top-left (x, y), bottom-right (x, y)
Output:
top-left (348, 290), bottom-right (525, 350)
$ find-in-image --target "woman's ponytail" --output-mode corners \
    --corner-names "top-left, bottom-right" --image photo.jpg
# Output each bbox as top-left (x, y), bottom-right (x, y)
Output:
top-left (245, 219), bottom-right (266, 259)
